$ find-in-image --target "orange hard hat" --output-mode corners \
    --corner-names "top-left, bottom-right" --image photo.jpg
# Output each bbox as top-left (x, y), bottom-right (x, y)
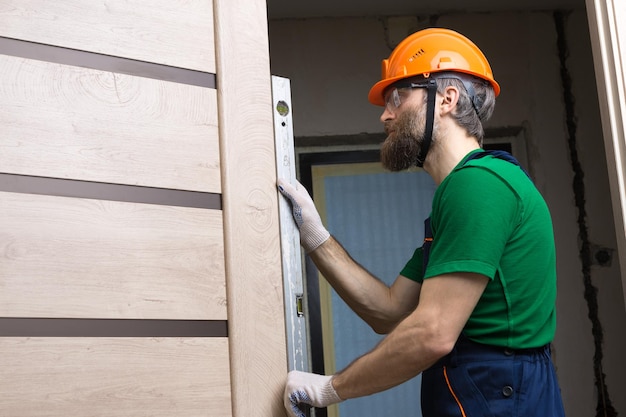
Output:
top-left (368, 28), bottom-right (500, 106)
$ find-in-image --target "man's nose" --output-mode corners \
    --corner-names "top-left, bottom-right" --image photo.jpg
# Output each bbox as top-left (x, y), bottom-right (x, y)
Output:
top-left (380, 106), bottom-right (395, 123)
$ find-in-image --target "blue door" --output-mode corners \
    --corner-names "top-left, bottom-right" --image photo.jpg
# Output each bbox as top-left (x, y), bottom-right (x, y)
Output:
top-left (308, 159), bottom-right (436, 417)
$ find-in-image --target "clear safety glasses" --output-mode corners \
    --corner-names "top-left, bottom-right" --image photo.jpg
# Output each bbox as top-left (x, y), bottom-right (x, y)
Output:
top-left (384, 74), bottom-right (481, 115)
top-left (383, 80), bottom-right (435, 113)
top-left (383, 88), bottom-right (404, 112)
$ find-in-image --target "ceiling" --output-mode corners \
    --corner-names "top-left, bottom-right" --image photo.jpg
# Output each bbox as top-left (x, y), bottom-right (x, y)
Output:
top-left (266, 0), bottom-right (585, 20)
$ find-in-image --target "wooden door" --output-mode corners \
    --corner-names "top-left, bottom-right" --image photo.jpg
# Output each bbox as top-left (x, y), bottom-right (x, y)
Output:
top-left (0, 1), bottom-right (287, 416)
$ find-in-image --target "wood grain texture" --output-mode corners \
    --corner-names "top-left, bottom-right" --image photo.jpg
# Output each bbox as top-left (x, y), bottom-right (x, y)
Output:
top-left (0, 337), bottom-right (231, 417)
top-left (214, 0), bottom-right (288, 416)
top-left (0, 0), bottom-right (215, 72)
top-left (0, 55), bottom-right (220, 193)
top-left (0, 192), bottom-right (226, 320)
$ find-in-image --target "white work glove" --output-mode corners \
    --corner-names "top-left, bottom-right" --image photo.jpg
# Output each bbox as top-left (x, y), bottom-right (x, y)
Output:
top-left (277, 179), bottom-right (330, 253)
top-left (284, 370), bottom-right (342, 417)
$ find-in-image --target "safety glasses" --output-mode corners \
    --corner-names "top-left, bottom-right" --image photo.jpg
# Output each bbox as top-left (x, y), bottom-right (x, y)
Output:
top-left (383, 79), bottom-right (437, 113)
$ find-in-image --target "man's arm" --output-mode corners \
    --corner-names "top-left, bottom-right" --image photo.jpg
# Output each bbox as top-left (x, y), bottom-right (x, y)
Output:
top-left (310, 236), bottom-right (421, 334)
top-left (331, 272), bottom-right (489, 399)
top-left (278, 178), bottom-right (421, 333)
top-left (283, 272), bottom-right (488, 415)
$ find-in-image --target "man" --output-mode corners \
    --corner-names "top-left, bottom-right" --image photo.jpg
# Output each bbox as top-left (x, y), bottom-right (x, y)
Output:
top-left (278, 27), bottom-right (565, 417)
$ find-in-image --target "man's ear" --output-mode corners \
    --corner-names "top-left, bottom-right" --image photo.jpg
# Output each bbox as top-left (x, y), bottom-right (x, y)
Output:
top-left (440, 85), bottom-right (460, 115)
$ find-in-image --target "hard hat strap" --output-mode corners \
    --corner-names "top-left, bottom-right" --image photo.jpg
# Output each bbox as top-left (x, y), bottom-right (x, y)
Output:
top-left (416, 79), bottom-right (437, 167)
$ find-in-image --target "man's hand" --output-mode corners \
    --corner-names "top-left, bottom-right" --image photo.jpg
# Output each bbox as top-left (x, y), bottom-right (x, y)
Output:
top-left (283, 370), bottom-right (342, 417)
top-left (277, 179), bottom-right (330, 253)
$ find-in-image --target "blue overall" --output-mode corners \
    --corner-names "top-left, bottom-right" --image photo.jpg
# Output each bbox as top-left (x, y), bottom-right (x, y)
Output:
top-left (420, 151), bottom-right (566, 417)
top-left (421, 336), bottom-right (565, 417)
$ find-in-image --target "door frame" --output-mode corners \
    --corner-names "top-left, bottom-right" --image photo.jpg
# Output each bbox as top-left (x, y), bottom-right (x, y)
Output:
top-left (585, 0), bottom-right (626, 304)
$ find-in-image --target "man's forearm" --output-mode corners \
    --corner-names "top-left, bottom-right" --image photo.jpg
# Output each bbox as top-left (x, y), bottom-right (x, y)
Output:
top-left (308, 236), bottom-right (404, 331)
top-left (331, 272), bottom-right (489, 399)
top-left (331, 312), bottom-right (445, 399)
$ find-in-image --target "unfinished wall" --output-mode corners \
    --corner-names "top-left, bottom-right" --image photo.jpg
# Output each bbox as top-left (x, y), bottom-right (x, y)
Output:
top-left (269, 9), bottom-right (625, 417)
top-left (0, 1), bottom-right (287, 416)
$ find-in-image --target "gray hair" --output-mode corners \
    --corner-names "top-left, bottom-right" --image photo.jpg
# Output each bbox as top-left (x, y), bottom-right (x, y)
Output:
top-left (431, 73), bottom-right (496, 145)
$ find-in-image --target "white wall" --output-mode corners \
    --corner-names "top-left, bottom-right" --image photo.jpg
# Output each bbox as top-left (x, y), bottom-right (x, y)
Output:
top-left (269, 9), bottom-right (625, 417)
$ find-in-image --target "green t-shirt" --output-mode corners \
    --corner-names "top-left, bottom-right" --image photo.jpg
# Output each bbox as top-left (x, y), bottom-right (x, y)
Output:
top-left (400, 150), bottom-right (557, 349)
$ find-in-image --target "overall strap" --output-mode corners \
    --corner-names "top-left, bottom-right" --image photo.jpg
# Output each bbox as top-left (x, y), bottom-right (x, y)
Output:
top-left (465, 150), bottom-right (531, 180)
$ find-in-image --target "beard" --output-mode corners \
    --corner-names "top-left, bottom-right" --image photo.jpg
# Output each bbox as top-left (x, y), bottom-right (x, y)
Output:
top-left (381, 104), bottom-right (430, 171)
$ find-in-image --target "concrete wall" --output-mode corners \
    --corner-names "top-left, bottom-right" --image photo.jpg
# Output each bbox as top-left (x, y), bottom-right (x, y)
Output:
top-left (269, 9), bottom-right (626, 417)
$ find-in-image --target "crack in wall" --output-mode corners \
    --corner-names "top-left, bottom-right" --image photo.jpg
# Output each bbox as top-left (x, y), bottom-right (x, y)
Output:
top-left (553, 10), bottom-right (617, 417)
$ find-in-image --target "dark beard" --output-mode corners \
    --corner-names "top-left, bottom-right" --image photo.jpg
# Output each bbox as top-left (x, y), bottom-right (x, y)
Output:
top-left (380, 108), bottom-right (426, 171)
top-left (380, 134), bottom-right (421, 171)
